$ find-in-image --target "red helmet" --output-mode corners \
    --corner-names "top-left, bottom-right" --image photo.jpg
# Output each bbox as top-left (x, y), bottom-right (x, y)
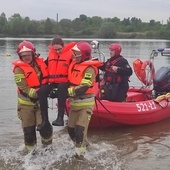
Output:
top-left (72, 41), bottom-right (92, 61)
top-left (17, 41), bottom-right (36, 55)
top-left (109, 43), bottom-right (122, 55)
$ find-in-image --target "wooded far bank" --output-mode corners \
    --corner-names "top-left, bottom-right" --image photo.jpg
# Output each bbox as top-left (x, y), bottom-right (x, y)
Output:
top-left (0, 12), bottom-right (170, 39)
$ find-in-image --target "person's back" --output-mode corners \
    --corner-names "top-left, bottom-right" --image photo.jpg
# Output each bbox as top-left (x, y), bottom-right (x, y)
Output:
top-left (99, 43), bottom-right (133, 102)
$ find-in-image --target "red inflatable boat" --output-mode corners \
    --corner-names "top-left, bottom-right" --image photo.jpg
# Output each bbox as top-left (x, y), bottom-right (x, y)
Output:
top-left (66, 83), bottom-right (170, 128)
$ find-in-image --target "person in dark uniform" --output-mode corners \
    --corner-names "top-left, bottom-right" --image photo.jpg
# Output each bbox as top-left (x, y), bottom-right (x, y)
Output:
top-left (99, 43), bottom-right (133, 102)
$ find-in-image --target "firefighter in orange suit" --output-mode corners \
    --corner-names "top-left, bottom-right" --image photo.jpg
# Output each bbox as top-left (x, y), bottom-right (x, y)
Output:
top-left (67, 41), bottom-right (103, 156)
top-left (12, 41), bottom-right (53, 153)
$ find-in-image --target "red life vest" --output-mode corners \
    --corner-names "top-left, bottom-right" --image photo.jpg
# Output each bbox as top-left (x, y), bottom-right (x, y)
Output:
top-left (48, 42), bottom-right (76, 83)
top-left (104, 56), bottom-right (123, 83)
top-left (68, 59), bottom-right (103, 94)
top-left (13, 57), bottom-right (48, 89)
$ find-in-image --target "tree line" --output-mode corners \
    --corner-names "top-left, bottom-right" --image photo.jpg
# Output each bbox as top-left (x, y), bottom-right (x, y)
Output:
top-left (0, 12), bottom-right (170, 39)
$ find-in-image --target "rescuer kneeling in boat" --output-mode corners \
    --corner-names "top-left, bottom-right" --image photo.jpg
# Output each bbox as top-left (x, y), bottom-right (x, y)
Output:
top-left (67, 41), bottom-right (103, 157)
top-left (99, 43), bottom-right (133, 102)
top-left (12, 41), bottom-right (53, 154)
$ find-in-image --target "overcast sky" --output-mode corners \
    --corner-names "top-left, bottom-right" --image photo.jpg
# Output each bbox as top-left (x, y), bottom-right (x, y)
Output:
top-left (0, 0), bottom-right (169, 23)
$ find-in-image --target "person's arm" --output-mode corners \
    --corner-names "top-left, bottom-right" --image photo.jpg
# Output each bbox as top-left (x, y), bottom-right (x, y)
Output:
top-left (99, 61), bottom-right (107, 71)
top-left (68, 67), bottom-right (96, 97)
top-left (117, 60), bottom-right (133, 76)
top-left (14, 67), bottom-right (38, 99)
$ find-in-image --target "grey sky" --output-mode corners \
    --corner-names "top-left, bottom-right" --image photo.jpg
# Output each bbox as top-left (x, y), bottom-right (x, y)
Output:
top-left (0, 0), bottom-right (169, 23)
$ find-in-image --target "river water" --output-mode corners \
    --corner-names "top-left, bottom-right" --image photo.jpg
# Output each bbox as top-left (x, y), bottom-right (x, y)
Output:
top-left (0, 38), bottom-right (170, 170)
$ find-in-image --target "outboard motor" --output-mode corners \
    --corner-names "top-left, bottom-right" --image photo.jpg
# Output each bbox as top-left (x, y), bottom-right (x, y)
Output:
top-left (153, 66), bottom-right (170, 95)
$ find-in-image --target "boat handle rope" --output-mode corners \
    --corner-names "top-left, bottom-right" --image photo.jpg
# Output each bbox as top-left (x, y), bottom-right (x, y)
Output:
top-left (154, 93), bottom-right (170, 109)
top-left (95, 96), bottom-right (116, 117)
top-left (154, 100), bottom-right (169, 109)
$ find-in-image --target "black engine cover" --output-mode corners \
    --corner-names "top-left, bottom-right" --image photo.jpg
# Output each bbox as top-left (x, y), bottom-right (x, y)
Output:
top-left (153, 67), bottom-right (170, 93)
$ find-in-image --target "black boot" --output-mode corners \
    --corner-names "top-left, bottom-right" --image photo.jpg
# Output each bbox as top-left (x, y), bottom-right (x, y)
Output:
top-left (52, 107), bottom-right (65, 126)
top-left (37, 112), bottom-right (50, 131)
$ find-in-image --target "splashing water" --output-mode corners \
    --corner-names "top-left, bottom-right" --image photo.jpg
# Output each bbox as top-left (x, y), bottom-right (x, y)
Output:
top-left (0, 128), bottom-right (123, 170)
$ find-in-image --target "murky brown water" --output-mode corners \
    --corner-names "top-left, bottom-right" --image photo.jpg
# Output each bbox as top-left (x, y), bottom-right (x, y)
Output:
top-left (0, 38), bottom-right (170, 170)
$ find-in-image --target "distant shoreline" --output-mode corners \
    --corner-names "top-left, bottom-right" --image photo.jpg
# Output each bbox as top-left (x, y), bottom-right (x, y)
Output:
top-left (0, 32), bottom-right (168, 40)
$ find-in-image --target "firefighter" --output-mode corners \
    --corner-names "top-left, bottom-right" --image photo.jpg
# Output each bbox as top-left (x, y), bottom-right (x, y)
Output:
top-left (12, 41), bottom-right (53, 153)
top-left (99, 43), bottom-right (133, 102)
top-left (67, 41), bottom-right (103, 157)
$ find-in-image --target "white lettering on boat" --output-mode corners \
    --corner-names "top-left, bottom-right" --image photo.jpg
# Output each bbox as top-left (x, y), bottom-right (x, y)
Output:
top-left (136, 101), bottom-right (157, 112)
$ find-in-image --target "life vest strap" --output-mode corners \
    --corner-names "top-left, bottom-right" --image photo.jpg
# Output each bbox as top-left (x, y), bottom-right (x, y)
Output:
top-left (49, 74), bottom-right (67, 78)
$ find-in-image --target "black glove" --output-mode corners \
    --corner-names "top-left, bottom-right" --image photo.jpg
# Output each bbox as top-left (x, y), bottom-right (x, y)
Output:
top-left (49, 88), bottom-right (58, 99)
top-left (30, 97), bottom-right (39, 103)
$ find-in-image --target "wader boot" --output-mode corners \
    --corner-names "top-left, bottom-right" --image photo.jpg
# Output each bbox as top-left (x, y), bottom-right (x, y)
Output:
top-left (37, 112), bottom-right (51, 131)
top-left (52, 107), bottom-right (64, 126)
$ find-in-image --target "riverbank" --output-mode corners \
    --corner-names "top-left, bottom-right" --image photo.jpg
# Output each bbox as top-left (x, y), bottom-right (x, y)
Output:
top-left (0, 32), bottom-right (167, 40)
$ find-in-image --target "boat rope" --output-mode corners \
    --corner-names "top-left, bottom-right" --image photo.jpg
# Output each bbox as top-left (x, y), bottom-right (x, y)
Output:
top-left (128, 86), bottom-right (153, 100)
top-left (129, 86), bottom-right (152, 94)
top-left (95, 96), bottom-right (116, 117)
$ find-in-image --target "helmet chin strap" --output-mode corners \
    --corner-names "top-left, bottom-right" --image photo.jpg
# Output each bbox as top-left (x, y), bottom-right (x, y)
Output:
top-left (29, 60), bottom-right (34, 66)
top-left (29, 54), bottom-right (36, 65)
top-left (36, 53), bottom-right (40, 57)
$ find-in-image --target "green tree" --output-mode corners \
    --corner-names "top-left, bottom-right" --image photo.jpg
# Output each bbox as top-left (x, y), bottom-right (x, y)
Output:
top-left (98, 22), bottom-right (116, 38)
top-left (88, 16), bottom-right (102, 32)
top-left (29, 20), bottom-right (39, 34)
top-left (131, 17), bottom-right (142, 31)
top-left (0, 12), bottom-right (7, 34)
top-left (44, 18), bottom-right (54, 34)
top-left (22, 17), bottom-right (31, 34)
top-left (122, 18), bottom-right (131, 26)
top-left (79, 14), bottom-right (87, 21)
top-left (72, 15), bottom-right (88, 32)
top-left (59, 19), bottom-right (72, 37)
top-left (8, 13), bottom-right (23, 35)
